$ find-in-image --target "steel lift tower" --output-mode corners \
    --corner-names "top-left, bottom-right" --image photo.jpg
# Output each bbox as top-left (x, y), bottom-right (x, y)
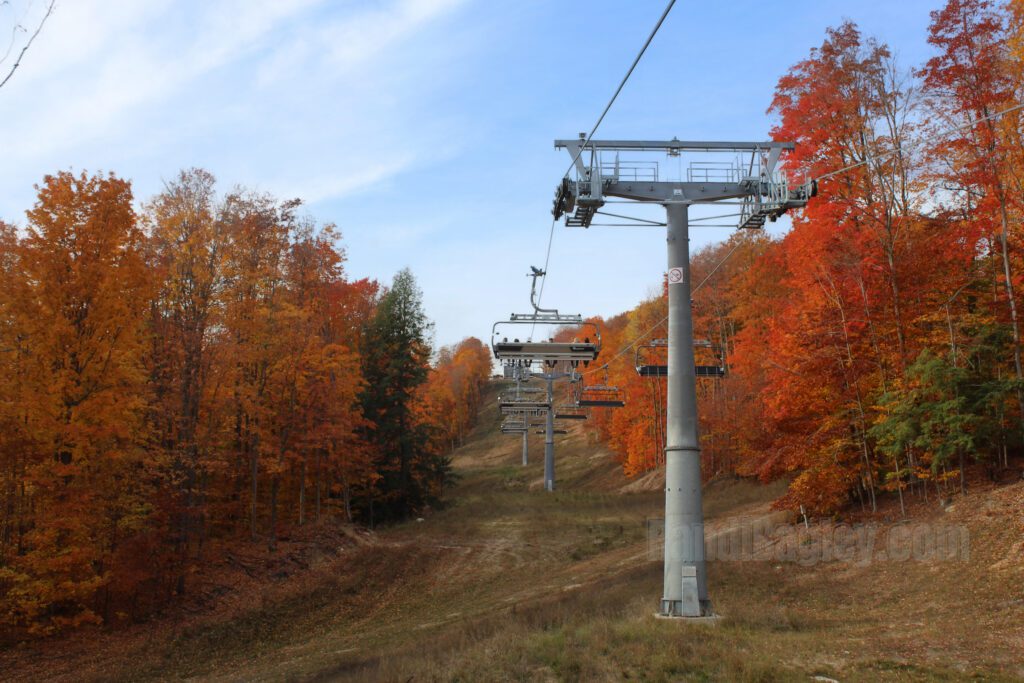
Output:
top-left (552, 137), bottom-right (814, 618)
top-left (492, 268), bottom-right (601, 491)
top-left (501, 365), bottom-right (543, 465)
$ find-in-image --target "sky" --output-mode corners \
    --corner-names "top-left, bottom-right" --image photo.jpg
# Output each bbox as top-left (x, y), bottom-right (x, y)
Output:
top-left (0, 0), bottom-right (943, 351)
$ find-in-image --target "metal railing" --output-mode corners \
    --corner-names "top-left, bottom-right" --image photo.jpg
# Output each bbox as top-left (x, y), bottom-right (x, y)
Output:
top-left (687, 161), bottom-right (741, 183)
top-left (599, 159), bottom-right (659, 182)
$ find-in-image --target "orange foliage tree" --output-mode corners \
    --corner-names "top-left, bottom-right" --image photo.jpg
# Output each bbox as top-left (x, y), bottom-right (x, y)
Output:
top-left (586, 3), bottom-right (1024, 517)
top-left (0, 172), bottom-right (152, 632)
top-left (0, 169), bottom-right (468, 637)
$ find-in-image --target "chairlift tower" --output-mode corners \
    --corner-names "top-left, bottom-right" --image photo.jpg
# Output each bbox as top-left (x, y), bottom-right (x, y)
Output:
top-left (536, 367), bottom-right (575, 490)
top-left (501, 366), bottom-right (540, 465)
top-left (492, 268), bottom-right (602, 491)
top-left (553, 137), bottom-right (814, 618)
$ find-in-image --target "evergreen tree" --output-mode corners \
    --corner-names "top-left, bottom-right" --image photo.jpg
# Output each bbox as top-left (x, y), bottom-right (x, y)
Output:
top-left (358, 268), bottom-right (445, 522)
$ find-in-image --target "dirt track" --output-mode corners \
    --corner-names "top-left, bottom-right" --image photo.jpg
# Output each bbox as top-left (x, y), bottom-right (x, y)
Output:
top-left (4, 392), bottom-right (1023, 681)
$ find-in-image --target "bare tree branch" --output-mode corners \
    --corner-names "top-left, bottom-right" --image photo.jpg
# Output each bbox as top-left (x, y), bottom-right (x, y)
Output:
top-left (0, 0), bottom-right (27, 67)
top-left (0, 0), bottom-right (54, 90)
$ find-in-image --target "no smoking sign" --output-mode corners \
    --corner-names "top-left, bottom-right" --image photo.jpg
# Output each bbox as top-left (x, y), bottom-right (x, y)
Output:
top-left (668, 267), bottom-right (685, 285)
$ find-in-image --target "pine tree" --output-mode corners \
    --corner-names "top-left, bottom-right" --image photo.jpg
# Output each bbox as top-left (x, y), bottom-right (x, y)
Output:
top-left (358, 268), bottom-right (442, 522)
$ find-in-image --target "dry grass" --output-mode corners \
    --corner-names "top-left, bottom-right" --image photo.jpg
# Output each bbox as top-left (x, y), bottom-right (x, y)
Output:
top-left (3, 382), bottom-right (1023, 682)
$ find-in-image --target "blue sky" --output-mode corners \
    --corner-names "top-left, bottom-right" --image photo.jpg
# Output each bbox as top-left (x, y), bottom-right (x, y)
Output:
top-left (0, 0), bottom-right (941, 350)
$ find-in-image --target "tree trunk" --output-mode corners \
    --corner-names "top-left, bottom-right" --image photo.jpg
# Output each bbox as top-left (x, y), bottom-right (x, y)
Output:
top-left (894, 452), bottom-right (906, 518)
top-left (269, 475), bottom-right (279, 552)
top-left (886, 243), bottom-right (907, 372)
top-left (343, 472), bottom-right (353, 523)
top-left (832, 277), bottom-right (878, 512)
top-left (861, 433), bottom-right (877, 513)
top-left (959, 449), bottom-right (966, 495)
top-left (315, 449), bottom-right (322, 522)
top-left (299, 457), bottom-right (306, 526)
top-left (249, 426), bottom-right (258, 542)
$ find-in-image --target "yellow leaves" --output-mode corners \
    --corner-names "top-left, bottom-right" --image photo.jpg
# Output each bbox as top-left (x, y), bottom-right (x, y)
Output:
top-left (414, 337), bottom-right (492, 450)
top-left (0, 171), bottom-right (154, 635)
top-left (2, 170), bottom-right (418, 634)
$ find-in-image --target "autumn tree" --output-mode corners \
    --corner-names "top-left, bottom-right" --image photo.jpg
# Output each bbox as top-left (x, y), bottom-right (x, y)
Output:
top-left (145, 168), bottom-right (224, 591)
top-left (0, 165), bottom-right (467, 637)
top-left (1, 172), bottom-right (152, 632)
top-left (920, 0), bottom-right (1024, 424)
top-left (264, 220), bottom-right (369, 542)
top-left (0, 220), bottom-right (34, 597)
top-left (761, 21), bottom-right (970, 513)
top-left (416, 337), bottom-right (493, 452)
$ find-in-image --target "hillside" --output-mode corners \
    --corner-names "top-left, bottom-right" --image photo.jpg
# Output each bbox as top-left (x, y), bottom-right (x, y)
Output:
top-left (3, 382), bottom-right (1023, 682)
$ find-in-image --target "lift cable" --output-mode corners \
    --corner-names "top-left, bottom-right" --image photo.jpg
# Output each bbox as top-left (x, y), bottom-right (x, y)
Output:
top-left (593, 210), bottom-right (666, 226)
top-left (559, 0), bottom-right (678, 182)
top-left (535, 0), bottom-right (677, 310)
top-left (535, 215), bottom-right (558, 311)
top-left (812, 99), bottom-right (1024, 183)
top-left (579, 237), bottom-right (746, 377)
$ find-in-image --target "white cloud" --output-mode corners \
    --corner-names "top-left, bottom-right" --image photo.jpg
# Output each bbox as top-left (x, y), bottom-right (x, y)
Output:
top-left (277, 155), bottom-right (416, 205)
top-left (0, 0), bottom-right (474, 217)
top-left (322, 0), bottom-right (467, 72)
top-left (1, 0), bottom-right (324, 158)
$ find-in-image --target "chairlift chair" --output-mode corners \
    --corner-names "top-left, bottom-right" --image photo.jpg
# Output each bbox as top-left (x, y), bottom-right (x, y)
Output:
top-left (635, 338), bottom-right (668, 377)
top-left (499, 387), bottom-right (546, 402)
top-left (575, 380), bottom-right (625, 408)
top-left (501, 408), bottom-right (549, 421)
top-left (502, 360), bottom-right (535, 382)
top-left (492, 331), bottom-right (600, 363)
top-left (634, 338), bottom-right (726, 378)
top-left (498, 397), bottom-right (550, 416)
top-left (491, 267), bottom-right (601, 365)
top-left (501, 425), bottom-right (529, 435)
top-left (574, 365), bottom-right (626, 408)
top-left (500, 416), bottom-right (529, 434)
top-left (577, 386), bottom-right (625, 407)
top-left (554, 404), bottom-right (588, 421)
top-left (501, 385), bottom-right (544, 395)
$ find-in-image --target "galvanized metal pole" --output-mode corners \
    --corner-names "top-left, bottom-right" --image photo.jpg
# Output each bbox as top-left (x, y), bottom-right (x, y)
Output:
top-left (544, 376), bottom-right (555, 491)
top-left (661, 203), bottom-right (710, 617)
top-left (517, 375), bottom-right (529, 467)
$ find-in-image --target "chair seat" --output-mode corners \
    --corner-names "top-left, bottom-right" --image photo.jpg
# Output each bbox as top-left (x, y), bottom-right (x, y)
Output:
top-left (494, 341), bottom-right (599, 361)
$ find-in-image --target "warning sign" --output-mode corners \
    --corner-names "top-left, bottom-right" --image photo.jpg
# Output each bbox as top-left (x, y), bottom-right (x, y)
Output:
top-left (668, 267), bottom-right (685, 285)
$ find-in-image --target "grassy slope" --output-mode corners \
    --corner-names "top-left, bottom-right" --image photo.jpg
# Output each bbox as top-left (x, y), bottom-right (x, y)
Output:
top-left (4, 381), bottom-right (1024, 682)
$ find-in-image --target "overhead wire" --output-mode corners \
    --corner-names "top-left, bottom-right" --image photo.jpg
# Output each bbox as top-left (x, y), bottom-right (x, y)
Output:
top-left (581, 237), bottom-right (747, 377)
top-left (593, 210), bottom-right (666, 226)
top-left (534, 0), bottom-right (677, 310)
top-left (558, 0), bottom-right (678, 181)
top-left (813, 99), bottom-right (1024, 183)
